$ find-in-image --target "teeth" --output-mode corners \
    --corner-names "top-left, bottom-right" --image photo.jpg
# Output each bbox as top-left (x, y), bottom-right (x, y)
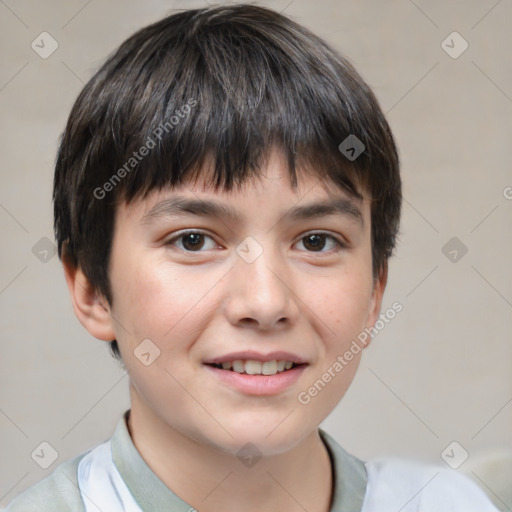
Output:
top-left (245, 360), bottom-right (262, 375)
top-left (261, 361), bottom-right (277, 375)
top-left (216, 360), bottom-right (296, 375)
top-left (232, 360), bottom-right (245, 373)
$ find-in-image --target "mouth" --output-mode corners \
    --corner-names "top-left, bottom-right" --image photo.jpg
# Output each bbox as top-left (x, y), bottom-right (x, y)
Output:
top-left (206, 360), bottom-right (305, 376)
top-left (203, 352), bottom-right (309, 395)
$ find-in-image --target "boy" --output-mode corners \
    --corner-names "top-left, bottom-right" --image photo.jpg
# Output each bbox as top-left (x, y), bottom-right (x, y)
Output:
top-left (6, 4), bottom-right (499, 511)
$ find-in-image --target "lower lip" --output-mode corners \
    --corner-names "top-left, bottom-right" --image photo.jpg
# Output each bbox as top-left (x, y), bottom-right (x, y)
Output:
top-left (205, 365), bottom-right (307, 395)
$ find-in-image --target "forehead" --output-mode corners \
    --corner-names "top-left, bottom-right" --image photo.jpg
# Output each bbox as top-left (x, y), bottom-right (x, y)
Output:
top-left (120, 150), bottom-right (369, 226)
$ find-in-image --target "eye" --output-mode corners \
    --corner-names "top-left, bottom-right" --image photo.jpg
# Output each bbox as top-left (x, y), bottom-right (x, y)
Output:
top-left (166, 230), bottom-right (218, 252)
top-left (295, 233), bottom-right (345, 253)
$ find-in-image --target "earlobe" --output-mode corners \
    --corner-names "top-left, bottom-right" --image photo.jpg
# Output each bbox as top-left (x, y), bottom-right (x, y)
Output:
top-left (62, 253), bottom-right (116, 342)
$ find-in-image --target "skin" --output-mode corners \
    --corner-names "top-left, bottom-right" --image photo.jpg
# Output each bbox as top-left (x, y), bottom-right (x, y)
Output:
top-left (64, 149), bottom-right (387, 512)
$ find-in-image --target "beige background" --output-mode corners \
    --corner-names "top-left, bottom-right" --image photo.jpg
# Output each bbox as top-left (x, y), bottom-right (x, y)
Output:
top-left (1, 0), bottom-right (511, 508)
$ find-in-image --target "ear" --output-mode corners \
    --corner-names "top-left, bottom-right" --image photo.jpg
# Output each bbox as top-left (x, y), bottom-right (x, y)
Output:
top-left (62, 251), bottom-right (116, 342)
top-left (365, 263), bottom-right (388, 331)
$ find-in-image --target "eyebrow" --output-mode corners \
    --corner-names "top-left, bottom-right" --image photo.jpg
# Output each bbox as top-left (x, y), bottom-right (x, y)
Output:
top-left (141, 196), bottom-right (364, 226)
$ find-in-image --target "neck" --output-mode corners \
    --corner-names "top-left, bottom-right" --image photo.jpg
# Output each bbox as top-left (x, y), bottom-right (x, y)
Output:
top-left (127, 389), bottom-right (333, 512)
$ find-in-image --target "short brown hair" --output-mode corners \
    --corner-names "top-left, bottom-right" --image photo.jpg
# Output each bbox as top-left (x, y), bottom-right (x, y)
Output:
top-left (53, 4), bottom-right (401, 360)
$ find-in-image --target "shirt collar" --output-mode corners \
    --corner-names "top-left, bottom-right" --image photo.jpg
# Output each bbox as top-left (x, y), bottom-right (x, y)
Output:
top-left (112, 410), bottom-right (367, 511)
top-left (319, 429), bottom-right (367, 511)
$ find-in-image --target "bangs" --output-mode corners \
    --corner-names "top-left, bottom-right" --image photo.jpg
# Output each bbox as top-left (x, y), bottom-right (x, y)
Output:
top-left (76, 6), bottom-right (396, 205)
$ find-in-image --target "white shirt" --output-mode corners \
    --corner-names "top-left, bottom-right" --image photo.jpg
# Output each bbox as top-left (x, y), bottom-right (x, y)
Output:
top-left (6, 411), bottom-right (500, 512)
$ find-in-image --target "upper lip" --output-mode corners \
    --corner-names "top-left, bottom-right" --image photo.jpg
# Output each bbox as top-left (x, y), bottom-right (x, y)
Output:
top-left (203, 351), bottom-right (309, 365)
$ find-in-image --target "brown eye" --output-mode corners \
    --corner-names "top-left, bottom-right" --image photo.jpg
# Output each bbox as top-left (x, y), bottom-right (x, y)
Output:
top-left (303, 234), bottom-right (326, 251)
top-left (297, 233), bottom-right (344, 253)
top-left (166, 231), bottom-right (217, 252)
top-left (181, 233), bottom-right (205, 251)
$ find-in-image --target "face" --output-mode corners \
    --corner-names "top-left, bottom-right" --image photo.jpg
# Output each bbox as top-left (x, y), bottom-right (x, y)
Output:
top-left (105, 149), bottom-right (385, 456)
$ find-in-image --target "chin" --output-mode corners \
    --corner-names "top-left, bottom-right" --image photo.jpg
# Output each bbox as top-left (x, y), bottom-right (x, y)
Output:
top-left (211, 414), bottom-right (314, 457)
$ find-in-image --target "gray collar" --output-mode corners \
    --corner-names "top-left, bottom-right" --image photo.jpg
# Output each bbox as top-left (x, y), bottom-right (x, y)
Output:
top-left (112, 410), bottom-right (367, 511)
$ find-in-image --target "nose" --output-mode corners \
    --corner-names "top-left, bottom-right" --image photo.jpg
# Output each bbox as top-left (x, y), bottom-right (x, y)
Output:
top-left (223, 245), bottom-right (299, 331)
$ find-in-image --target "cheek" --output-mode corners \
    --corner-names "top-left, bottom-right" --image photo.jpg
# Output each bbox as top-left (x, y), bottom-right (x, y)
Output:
top-left (305, 268), bottom-right (374, 345)
top-left (110, 255), bottom-right (218, 351)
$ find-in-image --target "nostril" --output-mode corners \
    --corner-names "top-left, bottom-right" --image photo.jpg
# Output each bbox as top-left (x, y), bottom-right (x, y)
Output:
top-left (238, 318), bottom-right (259, 327)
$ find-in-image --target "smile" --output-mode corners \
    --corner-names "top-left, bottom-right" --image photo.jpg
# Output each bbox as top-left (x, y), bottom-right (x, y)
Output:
top-left (204, 360), bottom-right (308, 396)
top-left (208, 360), bottom-right (298, 375)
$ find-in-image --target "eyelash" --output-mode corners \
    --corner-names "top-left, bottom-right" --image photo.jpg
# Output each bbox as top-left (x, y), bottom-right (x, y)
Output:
top-left (165, 230), bottom-right (346, 254)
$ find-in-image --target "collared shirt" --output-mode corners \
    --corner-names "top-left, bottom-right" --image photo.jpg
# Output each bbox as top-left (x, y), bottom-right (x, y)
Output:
top-left (5, 410), bottom-right (499, 512)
